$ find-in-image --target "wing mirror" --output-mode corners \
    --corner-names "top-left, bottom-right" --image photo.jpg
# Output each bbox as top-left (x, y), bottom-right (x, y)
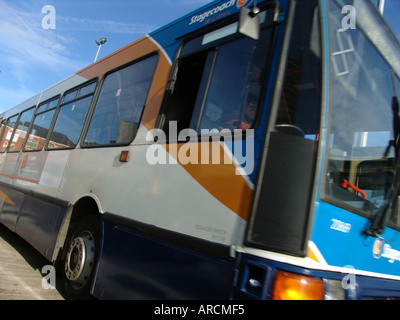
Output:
top-left (239, 6), bottom-right (261, 40)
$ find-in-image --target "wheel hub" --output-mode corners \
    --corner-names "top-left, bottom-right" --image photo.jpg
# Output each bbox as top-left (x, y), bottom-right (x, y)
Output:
top-left (65, 231), bottom-right (95, 288)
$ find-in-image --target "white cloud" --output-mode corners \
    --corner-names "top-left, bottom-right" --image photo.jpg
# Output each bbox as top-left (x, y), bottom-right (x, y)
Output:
top-left (58, 16), bottom-right (158, 35)
top-left (0, 0), bottom-right (84, 107)
top-left (0, 1), bottom-right (159, 77)
top-left (0, 1), bottom-right (75, 71)
top-left (0, 1), bottom-right (70, 111)
top-left (0, 1), bottom-right (157, 112)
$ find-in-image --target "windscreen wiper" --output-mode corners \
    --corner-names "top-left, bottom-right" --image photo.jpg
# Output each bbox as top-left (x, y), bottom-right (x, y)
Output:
top-left (364, 96), bottom-right (400, 237)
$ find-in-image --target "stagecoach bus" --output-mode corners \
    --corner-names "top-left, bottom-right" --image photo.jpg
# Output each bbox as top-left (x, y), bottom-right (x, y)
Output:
top-left (1, 0), bottom-right (400, 300)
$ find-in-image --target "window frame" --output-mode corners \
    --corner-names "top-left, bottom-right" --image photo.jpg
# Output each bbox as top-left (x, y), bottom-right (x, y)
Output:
top-left (0, 114), bottom-right (21, 153)
top-left (46, 79), bottom-right (98, 151)
top-left (0, 119), bottom-right (8, 146)
top-left (321, 0), bottom-right (400, 231)
top-left (156, 4), bottom-right (278, 143)
top-left (245, 0), bottom-right (323, 256)
top-left (395, 75), bottom-right (400, 98)
top-left (23, 95), bottom-right (60, 152)
top-left (7, 106), bottom-right (37, 153)
top-left (82, 52), bottom-right (159, 149)
top-left (385, 73), bottom-right (400, 230)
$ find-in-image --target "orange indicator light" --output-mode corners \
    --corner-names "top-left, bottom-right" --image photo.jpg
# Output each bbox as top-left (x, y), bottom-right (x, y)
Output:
top-left (119, 151), bottom-right (130, 163)
top-left (272, 270), bottom-right (325, 300)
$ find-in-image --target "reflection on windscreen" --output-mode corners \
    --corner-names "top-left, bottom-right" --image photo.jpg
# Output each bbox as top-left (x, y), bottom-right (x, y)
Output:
top-left (326, 1), bottom-right (397, 219)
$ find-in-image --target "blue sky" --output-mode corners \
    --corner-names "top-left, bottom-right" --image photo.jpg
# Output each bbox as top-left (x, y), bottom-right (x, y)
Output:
top-left (374, 0), bottom-right (400, 37)
top-left (0, 0), bottom-right (210, 112)
top-left (0, 0), bottom-right (399, 113)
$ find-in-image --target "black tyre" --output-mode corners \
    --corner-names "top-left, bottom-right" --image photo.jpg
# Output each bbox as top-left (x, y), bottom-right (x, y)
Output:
top-left (62, 214), bottom-right (101, 300)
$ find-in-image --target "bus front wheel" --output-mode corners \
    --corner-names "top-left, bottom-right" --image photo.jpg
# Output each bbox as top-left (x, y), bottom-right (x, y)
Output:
top-left (62, 214), bottom-right (100, 300)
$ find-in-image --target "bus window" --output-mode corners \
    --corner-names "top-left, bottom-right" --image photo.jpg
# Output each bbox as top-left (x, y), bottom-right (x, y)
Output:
top-left (0, 120), bottom-right (6, 144)
top-left (274, 4), bottom-right (321, 139)
top-left (49, 87), bottom-right (96, 150)
top-left (0, 119), bottom-right (10, 153)
top-left (84, 54), bottom-right (158, 146)
top-left (194, 38), bottom-right (261, 132)
top-left (78, 81), bottom-right (97, 98)
top-left (8, 107), bottom-right (36, 152)
top-left (24, 97), bottom-right (60, 151)
top-left (0, 115), bottom-right (19, 153)
top-left (160, 10), bottom-right (275, 136)
top-left (324, 0), bottom-right (396, 219)
top-left (47, 98), bottom-right (60, 110)
top-left (48, 98), bottom-right (92, 149)
top-left (62, 89), bottom-right (78, 104)
top-left (48, 81), bottom-right (97, 149)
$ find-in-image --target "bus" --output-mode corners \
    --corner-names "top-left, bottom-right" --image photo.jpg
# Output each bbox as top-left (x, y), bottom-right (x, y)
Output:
top-left (0, 0), bottom-right (400, 300)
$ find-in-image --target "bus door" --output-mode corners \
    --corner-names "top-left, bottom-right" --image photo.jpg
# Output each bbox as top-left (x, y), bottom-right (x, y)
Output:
top-left (246, 0), bottom-right (322, 257)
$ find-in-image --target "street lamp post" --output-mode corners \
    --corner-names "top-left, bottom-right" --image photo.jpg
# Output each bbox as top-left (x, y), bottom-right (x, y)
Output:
top-left (378, 0), bottom-right (385, 14)
top-left (94, 37), bottom-right (107, 63)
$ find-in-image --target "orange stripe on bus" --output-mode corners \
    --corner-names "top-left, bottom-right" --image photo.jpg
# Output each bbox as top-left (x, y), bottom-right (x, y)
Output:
top-left (78, 37), bottom-right (159, 80)
top-left (166, 142), bottom-right (253, 221)
top-left (307, 247), bottom-right (320, 263)
top-left (0, 190), bottom-right (15, 206)
top-left (141, 51), bottom-right (171, 130)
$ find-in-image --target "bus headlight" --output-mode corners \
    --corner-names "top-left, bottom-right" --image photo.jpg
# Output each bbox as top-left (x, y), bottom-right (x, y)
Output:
top-left (324, 279), bottom-right (346, 300)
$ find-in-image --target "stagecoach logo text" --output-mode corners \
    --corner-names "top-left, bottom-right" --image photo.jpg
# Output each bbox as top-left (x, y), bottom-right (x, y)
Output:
top-left (189, 0), bottom-right (254, 25)
top-left (373, 239), bottom-right (400, 263)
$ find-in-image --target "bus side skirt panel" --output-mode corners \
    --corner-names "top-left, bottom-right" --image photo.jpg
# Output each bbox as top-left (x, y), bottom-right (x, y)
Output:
top-left (92, 214), bottom-right (235, 300)
top-left (0, 183), bottom-right (68, 261)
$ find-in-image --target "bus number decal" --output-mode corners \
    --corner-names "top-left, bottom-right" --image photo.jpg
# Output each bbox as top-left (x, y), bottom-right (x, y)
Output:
top-left (196, 225), bottom-right (227, 242)
top-left (330, 219), bottom-right (351, 233)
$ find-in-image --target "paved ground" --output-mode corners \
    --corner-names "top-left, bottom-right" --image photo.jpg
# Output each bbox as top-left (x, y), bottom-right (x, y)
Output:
top-left (0, 223), bottom-right (65, 300)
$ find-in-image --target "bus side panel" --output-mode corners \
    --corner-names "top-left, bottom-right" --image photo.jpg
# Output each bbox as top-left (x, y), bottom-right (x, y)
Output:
top-left (0, 185), bottom-right (24, 231)
top-left (93, 216), bottom-right (235, 300)
top-left (14, 195), bottom-right (67, 260)
top-left (0, 153), bottom-right (20, 182)
top-left (0, 183), bottom-right (68, 260)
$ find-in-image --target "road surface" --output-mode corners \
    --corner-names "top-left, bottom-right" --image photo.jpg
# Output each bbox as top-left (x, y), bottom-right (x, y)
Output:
top-left (0, 223), bottom-right (65, 300)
